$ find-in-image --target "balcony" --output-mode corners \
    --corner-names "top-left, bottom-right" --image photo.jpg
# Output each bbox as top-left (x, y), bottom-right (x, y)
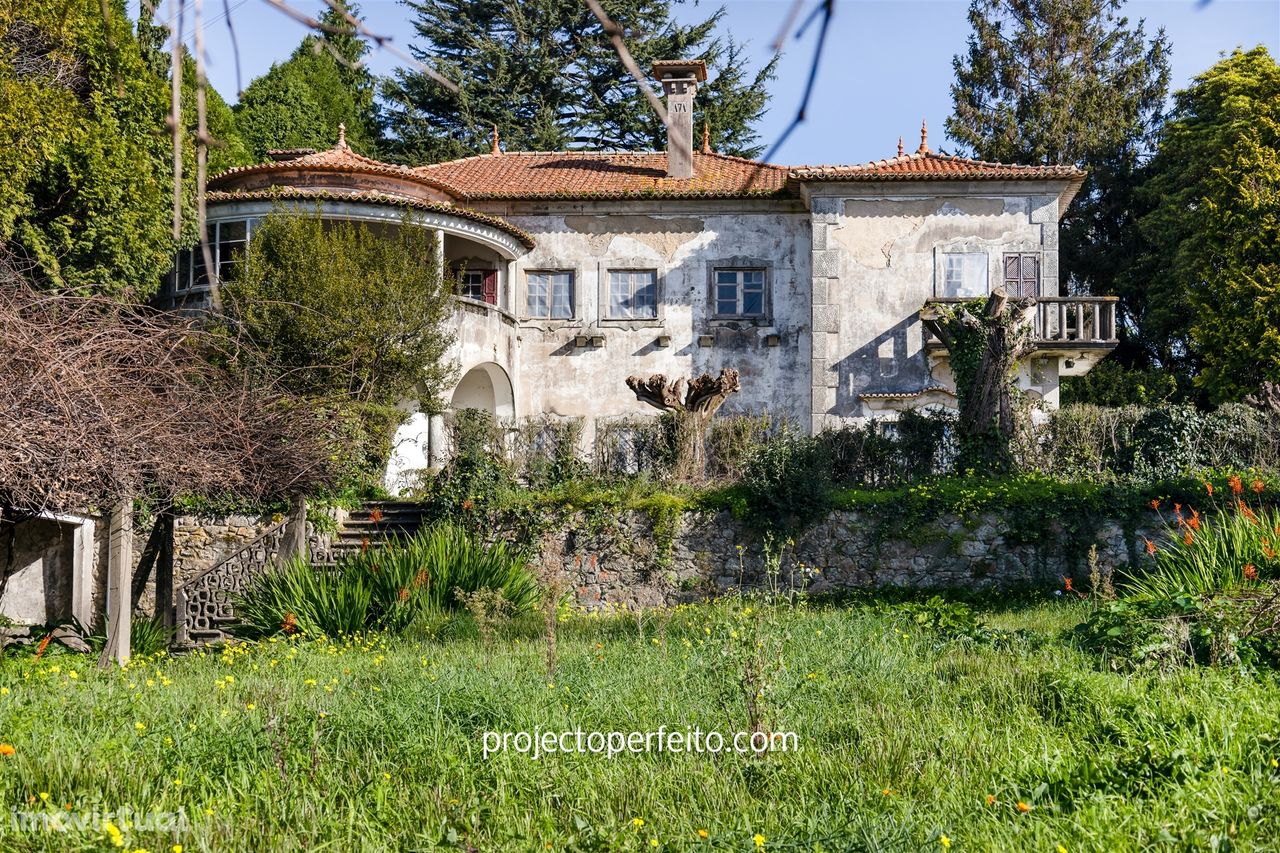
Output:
top-left (922, 296), bottom-right (1119, 354)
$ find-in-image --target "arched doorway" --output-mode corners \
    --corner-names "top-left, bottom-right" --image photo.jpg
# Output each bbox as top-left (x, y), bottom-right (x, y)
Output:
top-left (451, 362), bottom-right (515, 419)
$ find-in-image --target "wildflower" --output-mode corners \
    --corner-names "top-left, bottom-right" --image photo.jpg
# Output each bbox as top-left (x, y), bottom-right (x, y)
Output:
top-left (1271, 757), bottom-right (1278, 768)
top-left (1252, 479), bottom-right (1265, 494)
top-left (985, 794), bottom-right (996, 806)
top-left (1150, 499), bottom-right (1160, 510)
top-left (940, 835), bottom-right (951, 850)
top-left (1145, 539), bottom-right (1157, 556)
top-left (754, 834), bottom-right (766, 848)
top-left (104, 820), bottom-right (124, 847)
top-left (1264, 540), bottom-right (1276, 560)
top-left (461, 499), bottom-right (475, 511)
top-left (39, 792), bottom-right (49, 801)
top-left (1229, 475), bottom-right (1243, 495)
top-left (1187, 514), bottom-right (1201, 531)
top-left (173, 846), bottom-right (184, 853)
top-left (1183, 531), bottom-right (1194, 546)
top-left (34, 634), bottom-right (51, 660)
top-left (246, 703), bottom-right (255, 711)
top-left (398, 587), bottom-right (410, 601)
top-left (1205, 482), bottom-right (1214, 496)
top-left (1245, 564), bottom-right (1259, 581)
top-left (369, 508), bottom-right (384, 523)
top-left (281, 613), bottom-right (298, 634)
top-left (1016, 801), bottom-right (1032, 813)
top-left (1058, 846), bottom-right (1068, 853)
top-left (649, 840), bottom-right (658, 848)
top-left (697, 829), bottom-right (709, 839)
top-left (0, 744), bottom-right (14, 757)
top-left (882, 787), bottom-right (895, 796)
top-left (0, 687), bottom-right (8, 695)
top-left (631, 818), bottom-right (645, 828)
top-left (134, 721), bottom-right (146, 732)
top-left (1063, 577), bottom-right (1074, 592)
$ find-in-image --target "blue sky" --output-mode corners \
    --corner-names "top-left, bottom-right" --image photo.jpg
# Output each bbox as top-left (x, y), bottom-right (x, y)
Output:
top-left (159, 0), bottom-right (1280, 165)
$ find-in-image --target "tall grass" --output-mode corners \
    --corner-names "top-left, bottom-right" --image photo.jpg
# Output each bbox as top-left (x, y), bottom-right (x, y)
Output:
top-left (236, 522), bottom-right (537, 637)
top-left (1128, 481), bottom-right (1279, 600)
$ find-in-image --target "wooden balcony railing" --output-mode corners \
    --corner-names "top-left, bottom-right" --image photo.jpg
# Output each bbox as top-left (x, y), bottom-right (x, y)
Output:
top-left (923, 296), bottom-right (1119, 348)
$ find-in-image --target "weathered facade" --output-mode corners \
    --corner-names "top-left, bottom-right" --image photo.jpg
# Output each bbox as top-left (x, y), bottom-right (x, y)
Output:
top-left (159, 62), bottom-right (1116, 492)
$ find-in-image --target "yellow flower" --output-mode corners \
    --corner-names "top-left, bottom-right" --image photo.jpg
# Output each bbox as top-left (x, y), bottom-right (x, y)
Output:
top-left (0, 743), bottom-right (14, 757)
top-left (1271, 757), bottom-right (1278, 768)
top-left (649, 840), bottom-right (658, 849)
top-left (882, 787), bottom-right (895, 796)
top-left (631, 818), bottom-right (645, 828)
top-left (133, 721), bottom-right (146, 732)
top-left (172, 779), bottom-right (182, 787)
top-left (1057, 846), bottom-right (1068, 853)
top-left (1016, 801), bottom-right (1032, 813)
top-left (39, 792), bottom-right (50, 801)
top-left (245, 703), bottom-right (255, 711)
top-left (696, 829), bottom-right (709, 839)
top-left (754, 834), bottom-right (766, 849)
top-left (940, 835), bottom-right (951, 850)
top-left (985, 794), bottom-right (996, 806)
top-left (0, 687), bottom-right (8, 695)
top-left (173, 846), bottom-right (184, 853)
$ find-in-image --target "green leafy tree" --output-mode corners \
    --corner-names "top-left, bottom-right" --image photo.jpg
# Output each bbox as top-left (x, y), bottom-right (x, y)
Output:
top-left (382, 0), bottom-right (774, 162)
top-left (234, 2), bottom-right (381, 158)
top-left (0, 0), bottom-right (174, 296)
top-left (946, 0), bottom-right (1170, 364)
top-left (220, 209), bottom-right (456, 475)
top-left (1130, 47), bottom-right (1280, 404)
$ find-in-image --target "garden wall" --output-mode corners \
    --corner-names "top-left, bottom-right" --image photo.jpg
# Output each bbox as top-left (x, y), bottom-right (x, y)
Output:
top-left (529, 509), bottom-right (1161, 608)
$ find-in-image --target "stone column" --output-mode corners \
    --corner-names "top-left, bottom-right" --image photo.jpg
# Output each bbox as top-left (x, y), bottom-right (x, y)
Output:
top-left (428, 413), bottom-right (448, 468)
top-left (99, 497), bottom-right (133, 667)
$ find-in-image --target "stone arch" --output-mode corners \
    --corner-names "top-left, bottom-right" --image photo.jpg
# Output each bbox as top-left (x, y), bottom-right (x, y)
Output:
top-left (450, 362), bottom-right (515, 419)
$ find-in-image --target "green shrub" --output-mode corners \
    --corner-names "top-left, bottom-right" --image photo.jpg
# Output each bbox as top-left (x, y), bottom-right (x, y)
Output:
top-left (739, 426), bottom-right (832, 530)
top-left (1128, 482), bottom-right (1279, 600)
top-left (236, 523), bottom-right (538, 638)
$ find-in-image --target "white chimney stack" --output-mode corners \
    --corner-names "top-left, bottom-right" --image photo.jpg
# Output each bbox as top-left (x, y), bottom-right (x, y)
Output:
top-left (652, 60), bottom-right (707, 179)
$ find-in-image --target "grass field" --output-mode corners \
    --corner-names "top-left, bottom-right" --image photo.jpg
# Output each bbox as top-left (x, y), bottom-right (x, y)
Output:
top-left (1, 598), bottom-right (1277, 852)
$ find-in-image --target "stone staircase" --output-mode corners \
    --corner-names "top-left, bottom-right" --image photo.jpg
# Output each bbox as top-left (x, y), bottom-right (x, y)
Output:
top-left (321, 501), bottom-right (428, 565)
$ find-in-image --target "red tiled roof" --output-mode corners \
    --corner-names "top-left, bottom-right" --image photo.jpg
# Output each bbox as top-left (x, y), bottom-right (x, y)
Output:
top-left (204, 188), bottom-right (535, 248)
top-left (415, 151), bottom-right (792, 200)
top-left (789, 150), bottom-right (1085, 182)
top-left (211, 141), bottom-right (457, 196)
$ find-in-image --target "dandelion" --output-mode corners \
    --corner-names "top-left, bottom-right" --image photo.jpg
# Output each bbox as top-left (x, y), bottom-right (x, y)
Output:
top-left (649, 840), bottom-right (658, 848)
top-left (697, 829), bottom-right (709, 839)
top-left (0, 687), bottom-right (8, 695)
top-left (173, 779), bottom-right (182, 787)
top-left (134, 721), bottom-right (146, 732)
top-left (173, 846), bottom-right (184, 853)
top-left (754, 834), bottom-right (766, 849)
top-left (1057, 846), bottom-right (1068, 853)
top-left (882, 787), bottom-right (895, 796)
top-left (940, 835), bottom-right (951, 850)
top-left (985, 794), bottom-right (996, 806)
top-left (631, 818), bottom-right (645, 828)
top-left (1016, 801), bottom-right (1032, 813)
top-left (1245, 564), bottom-right (1259, 581)
top-left (39, 792), bottom-right (49, 801)
top-left (0, 744), bottom-right (14, 757)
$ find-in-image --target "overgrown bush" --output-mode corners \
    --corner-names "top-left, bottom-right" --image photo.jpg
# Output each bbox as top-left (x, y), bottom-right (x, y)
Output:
top-left (739, 426), bottom-right (833, 530)
top-left (236, 522), bottom-right (537, 637)
top-left (422, 408), bottom-right (514, 520)
top-left (512, 416), bottom-right (587, 489)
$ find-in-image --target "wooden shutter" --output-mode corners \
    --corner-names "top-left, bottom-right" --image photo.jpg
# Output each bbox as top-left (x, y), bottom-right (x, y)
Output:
top-left (481, 270), bottom-right (497, 305)
top-left (1004, 253), bottom-right (1039, 298)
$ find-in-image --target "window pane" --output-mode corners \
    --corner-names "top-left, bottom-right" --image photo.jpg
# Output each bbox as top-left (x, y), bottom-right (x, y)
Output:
top-left (527, 273), bottom-right (548, 317)
top-left (219, 221), bottom-right (247, 242)
top-left (609, 270), bottom-right (656, 319)
top-left (716, 282), bottom-right (738, 315)
top-left (633, 273), bottom-right (656, 318)
top-left (716, 270), bottom-right (738, 286)
top-left (942, 252), bottom-right (987, 297)
top-left (550, 272), bottom-right (573, 319)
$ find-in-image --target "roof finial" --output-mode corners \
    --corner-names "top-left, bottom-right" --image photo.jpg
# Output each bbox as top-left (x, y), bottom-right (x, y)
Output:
top-left (897, 136), bottom-right (904, 157)
top-left (337, 123), bottom-right (347, 148)
top-left (702, 122), bottom-right (711, 154)
top-left (918, 119), bottom-right (928, 154)
top-left (491, 124), bottom-right (501, 155)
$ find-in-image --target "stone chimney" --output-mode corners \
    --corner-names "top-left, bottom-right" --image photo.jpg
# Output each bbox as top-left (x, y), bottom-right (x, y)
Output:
top-left (652, 60), bottom-right (707, 179)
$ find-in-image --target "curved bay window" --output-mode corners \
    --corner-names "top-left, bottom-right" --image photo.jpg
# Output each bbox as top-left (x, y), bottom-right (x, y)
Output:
top-left (166, 218), bottom-right (259, 297)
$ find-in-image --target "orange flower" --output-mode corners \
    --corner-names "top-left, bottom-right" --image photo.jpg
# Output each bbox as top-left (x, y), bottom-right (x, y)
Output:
top-left (414, 570), bottom-right (429, 587)
top-left (1063, 577), bottom-right (1074, 592)
top-left (1229, 475), bottom-right (1243, 495)
top-left (281, 612), bottom-right (298, 634)
top-left (1145, 539), bottom-right (1157, 556)
top-left (369, 508), bottom-right (384, 523)
top-left (985, 794), bottom-right (997, 806)
top-left (1262, 540), bottom-right (1276, 560)
top-left (461, 499), bottom-right (475, 511)
top-left (0, 744), bottom-right (15, 757)
top-left (1244, 564), bottom-right (1259, 581)
top-left (360, 536), bottom-right (370, 553)
top-left (1016, 801), bottom-right (1032, 813)
top-left (34, 635), bottom-right (50, 661)
top-left (1150, 499), bottom-right (1160, 511)
top-left (1187, 515), bottom-right (1201, 532)
top-left (1241, 503), bottom-right (1259, 524)
top-left (398, 587), bottom-right (410, 601)
top-left (1183, 531), bottom-right (1195, 546)
top-left (1252, 479), bottom-right (1265, 494)
top-left (1205, 482), bottom-right (1215, 496)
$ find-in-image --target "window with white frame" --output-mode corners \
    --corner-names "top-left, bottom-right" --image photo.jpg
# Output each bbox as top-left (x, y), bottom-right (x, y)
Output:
top-left (607, 269), bottom-right (657, 319)
top-left (526, 270), bottom-right (574, 319)
top-left (940, 252), bottom-right (988, 298)
top-left (713, 268), bottom-right (766, 318)
top-left (460, 269), bottom-right (497, 304)
top-left (169, 219), bottom-right (255, 293)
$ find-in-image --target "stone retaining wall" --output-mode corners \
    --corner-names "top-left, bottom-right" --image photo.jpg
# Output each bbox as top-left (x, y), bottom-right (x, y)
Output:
top-left (529, 509), bottom-right (1160, 609)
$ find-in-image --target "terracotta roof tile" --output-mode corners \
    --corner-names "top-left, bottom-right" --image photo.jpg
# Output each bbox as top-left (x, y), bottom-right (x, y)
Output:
top-left (789, 151), bottom-right (1085, 182)
top-left (204, 187), bottom-right (535, 248)
top-left (415, 151), bottom-right (792, 200)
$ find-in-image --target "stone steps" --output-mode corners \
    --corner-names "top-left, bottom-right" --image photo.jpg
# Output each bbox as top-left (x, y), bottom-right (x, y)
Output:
top-left (316, 501), bottom-right (428, 565)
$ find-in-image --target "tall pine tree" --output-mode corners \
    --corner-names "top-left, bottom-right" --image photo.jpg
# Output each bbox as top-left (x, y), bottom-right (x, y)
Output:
top-left (382, 0), bottom-right (774, 162)
top-left (234, 2), bottom-right (381, 158)
top-left (946, 0), bottom-right (1169, 365)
